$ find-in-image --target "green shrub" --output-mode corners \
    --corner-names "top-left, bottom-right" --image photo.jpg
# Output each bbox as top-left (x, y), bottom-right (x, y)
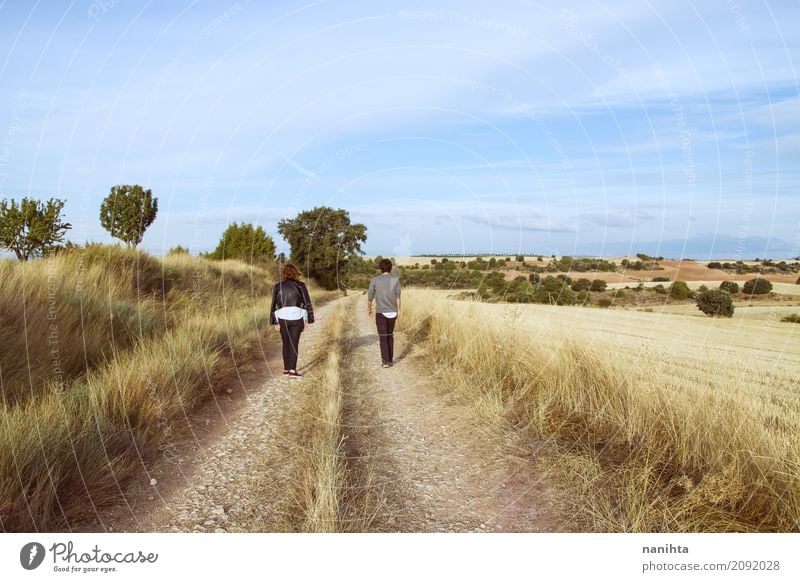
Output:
top-left (698, 284), bottom-right (709, 292)
top-left (669, 280), bottom-right (692, 300)
top-left (590, 279), bottom-right (607, 292)
top-left (653, 284), bottom-right (667, 295)
top-left (652, 276), bottom-right (670, 282)
top-left (781, 314), bottom-right (800, 323)
top-left (532, 276), bottom-right (576, 305)
top-left (707, 261), bottom-right (723, 269)
top-left (696, 289), bottom-right (734, 317)
top-left (576, 290), bottom-right (590, 304)
top-left (719, 280), bottom-right (739, 294)
top-left (571, 278), bottom-right (592, 292)
top-left (168, 245), bottom-right (190, 255)
top-left (597, 298), bottom-right (613, 308)
top-left (743, 278), bottom-right (772, 295)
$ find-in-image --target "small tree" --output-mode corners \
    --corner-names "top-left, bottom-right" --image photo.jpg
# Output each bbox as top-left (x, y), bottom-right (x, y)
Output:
top-left (208, 222), bottom-right (276, 263)
top-left (696, 289), bottom-right (734, 317)
top-left (670, 280), bottom-right (692, 300)
top-left (743, 277), bottom-right (772, 295)
top-left (719, 280), bottom-right (739, 294)
top-left (590, 279), bottom-right (607, 292)
top-left (571, 278), bottom-right (592, 292)
top-left (0, 197), bottom-right (71, 261)
top-left (99, 184), bottom-right (158, 246)
top-left (167, 245), bottom-right (190, 255)
top-left (277, 206), bottom-right (367, 290)
top-left (533, 276), bottom-right (576, 305)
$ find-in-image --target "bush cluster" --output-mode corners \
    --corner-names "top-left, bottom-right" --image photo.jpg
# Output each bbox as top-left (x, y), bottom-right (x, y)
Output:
top-left (743, 278), bottom-right (772, 295)
top-left (696, 289), bottom-right (734, 317)
top-left (719, 280), bottom-right (739, 293)
top-left (669, 280), bottom-right (692, 300)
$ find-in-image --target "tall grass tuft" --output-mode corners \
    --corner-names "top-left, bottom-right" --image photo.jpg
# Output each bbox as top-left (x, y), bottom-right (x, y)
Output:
top-left (400, 290), bottom-right (800, 532)
top-left (288, 299), bottom-right (378, 532)
top-left (0, 245), bottom-right (283, 531)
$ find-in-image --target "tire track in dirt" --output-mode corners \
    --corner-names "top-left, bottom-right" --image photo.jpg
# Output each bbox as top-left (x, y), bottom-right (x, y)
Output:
top-left (343, 297), bottom-right (560, 532)
top-left (77, 299), bottom-right (341, 533)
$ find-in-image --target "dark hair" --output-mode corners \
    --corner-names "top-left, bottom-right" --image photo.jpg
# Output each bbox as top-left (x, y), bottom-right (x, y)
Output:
top-left (379, 258), bottom-right (393, 273)
top-left (282, 263), bottom-right (302, 281)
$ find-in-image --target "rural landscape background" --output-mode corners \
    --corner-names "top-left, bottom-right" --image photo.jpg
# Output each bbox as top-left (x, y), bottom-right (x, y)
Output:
top-left (1, 1), bottom-right (798, 535)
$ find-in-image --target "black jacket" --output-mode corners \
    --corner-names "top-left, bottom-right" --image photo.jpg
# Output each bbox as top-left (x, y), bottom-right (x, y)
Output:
top-left (269, 279), bottom-right (314, 325)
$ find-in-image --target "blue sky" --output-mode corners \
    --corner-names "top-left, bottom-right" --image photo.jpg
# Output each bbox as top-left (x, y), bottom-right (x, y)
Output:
top-left (0, 0), bottom-right (797, 258)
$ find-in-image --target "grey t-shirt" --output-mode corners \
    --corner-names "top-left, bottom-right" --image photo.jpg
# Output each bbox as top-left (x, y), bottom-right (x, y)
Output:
top-left (368, 274), bottom-right (401, 314)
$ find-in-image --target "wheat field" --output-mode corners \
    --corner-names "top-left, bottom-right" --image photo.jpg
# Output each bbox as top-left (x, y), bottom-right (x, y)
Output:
top-left (400, 289), bottom-right (800, 532)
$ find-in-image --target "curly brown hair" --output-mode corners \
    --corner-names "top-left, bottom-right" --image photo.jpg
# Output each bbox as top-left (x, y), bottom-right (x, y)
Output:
top-left (282, 263), bottom-right (302, 281)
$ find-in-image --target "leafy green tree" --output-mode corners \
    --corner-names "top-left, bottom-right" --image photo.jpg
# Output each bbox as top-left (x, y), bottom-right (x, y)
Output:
top-left (0, 197), bottom-right (71, 261)
top-left (277, 206), bottom-right (367, 289)
top-left (590, 279), bottom-right (608, 292)
top-left (99, 184), bottom-right (158, 246)
top-left (696, 289), bottom-right (734, 317)
top-left (208, 222), bottom-right (276, 263)
top-left (719, 280), bottom-right (739, 294)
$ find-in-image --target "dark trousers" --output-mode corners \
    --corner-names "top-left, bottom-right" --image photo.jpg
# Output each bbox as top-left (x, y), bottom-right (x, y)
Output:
top-left (278, 318), bottom-right (304, 371)
top-left (375, 313), bottom-right (396, 364)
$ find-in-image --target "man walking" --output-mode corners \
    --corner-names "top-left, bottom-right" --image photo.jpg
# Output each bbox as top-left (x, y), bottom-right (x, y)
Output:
top-left (367, 258), bottom-right (401, 368)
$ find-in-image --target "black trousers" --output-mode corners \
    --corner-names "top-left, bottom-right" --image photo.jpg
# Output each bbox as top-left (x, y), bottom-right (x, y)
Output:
top-left (278, 318), bottom-right (304, 371)
top-left (375, 313), bottom-right (396, 364)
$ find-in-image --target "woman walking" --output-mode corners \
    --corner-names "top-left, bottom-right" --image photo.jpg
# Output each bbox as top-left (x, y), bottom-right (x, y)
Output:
top-left (269, 263), bottom-right (314, 378)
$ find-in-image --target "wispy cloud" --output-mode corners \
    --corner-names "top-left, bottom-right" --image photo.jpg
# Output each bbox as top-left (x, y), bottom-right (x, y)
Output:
top-left (462, 212), bottom-right (576, 233)
top-left (582, 209), bottom-right (655, 228)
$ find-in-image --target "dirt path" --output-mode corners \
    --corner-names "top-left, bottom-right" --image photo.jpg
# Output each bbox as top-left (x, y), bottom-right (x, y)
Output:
top-left (79, 294), bottom-right (559, 533)
top-left (79, 299), bottom-right (341, 533)
top-left (343, 297), bottom-right (560, 532)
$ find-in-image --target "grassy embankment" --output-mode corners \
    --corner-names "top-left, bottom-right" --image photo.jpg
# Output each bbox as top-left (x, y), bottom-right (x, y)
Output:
top-left (400, 289), bottom-right (800, 532)
top-left (0, 245), bottom-right (334, 532)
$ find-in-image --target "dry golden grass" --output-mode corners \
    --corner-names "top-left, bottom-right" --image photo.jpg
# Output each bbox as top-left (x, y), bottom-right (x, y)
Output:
top-left (0, 244), bottom-right (320, 532)
top-left (399, 289), bottom-right (800, 532)
top-left (288, 298), bottom-right (379, 532)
